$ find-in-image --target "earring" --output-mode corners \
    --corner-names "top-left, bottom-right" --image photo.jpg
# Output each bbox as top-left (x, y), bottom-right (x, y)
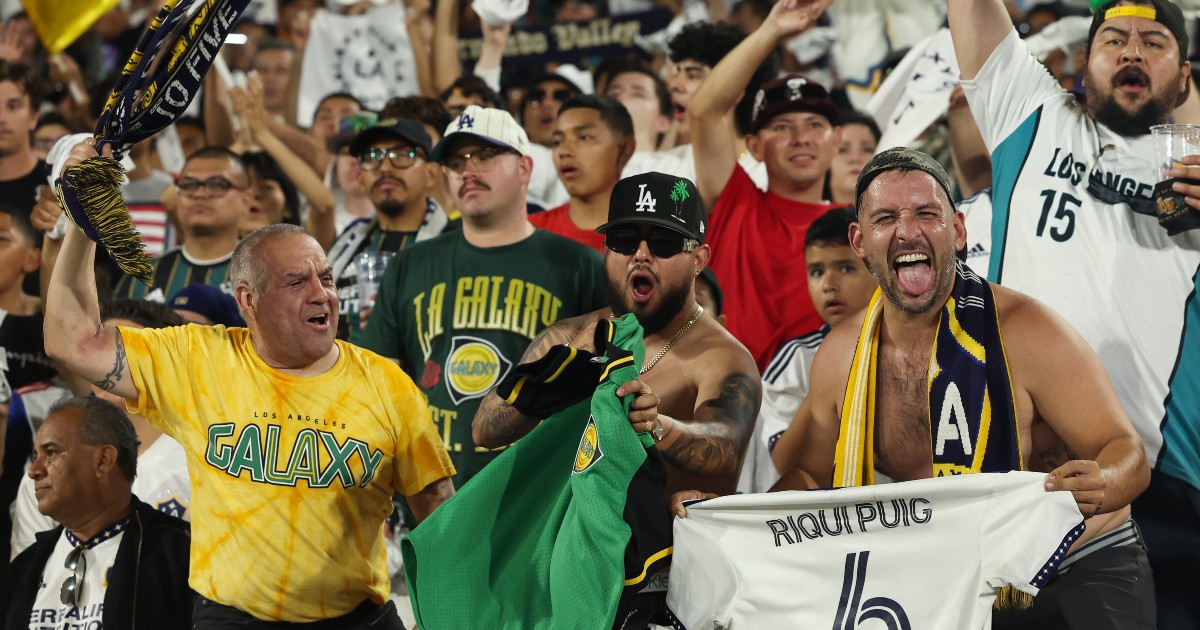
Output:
top-left (694, 269), bottom-right (700, 276)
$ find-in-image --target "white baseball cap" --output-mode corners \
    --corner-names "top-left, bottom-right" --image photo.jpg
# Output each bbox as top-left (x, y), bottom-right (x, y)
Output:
top-left (431, 105), bottom-right (531, 163)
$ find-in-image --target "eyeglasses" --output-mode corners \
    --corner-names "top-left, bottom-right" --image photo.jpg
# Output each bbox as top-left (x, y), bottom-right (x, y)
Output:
top-left (33, 136), bottom-right (62, 153)
top-left (442, 146), bottom-right (515, 176)
top-left (60, 544), bottom-right (86, 608)
top-left (358, 147), bottom-right (422, 171)
top-left (528, 88), bottom-right (573, 106)
top-left (176, 176), bottom-right (244, 197)
top-left (605, 229), bottom-right (698, 258)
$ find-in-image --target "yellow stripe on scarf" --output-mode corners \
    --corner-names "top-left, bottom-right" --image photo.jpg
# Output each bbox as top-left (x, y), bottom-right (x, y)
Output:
top-left (945, 297), bottom-right (985, 364)
top-left (834, 289), bottom-right (884, 488)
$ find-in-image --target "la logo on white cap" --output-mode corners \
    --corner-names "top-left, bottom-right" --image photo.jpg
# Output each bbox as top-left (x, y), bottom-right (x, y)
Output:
top-left (456, 112), bottom-right (476, 130)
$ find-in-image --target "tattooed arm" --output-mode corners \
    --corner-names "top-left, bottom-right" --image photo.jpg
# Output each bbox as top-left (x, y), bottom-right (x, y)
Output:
top-left (43, 140), bottom-right (139, 402)
top-left (407, 476), bottom-right (456, 524)
top-left (472, 313), bottom-right (598, 449)
top-left (653, 348), bottom-right (761, 477)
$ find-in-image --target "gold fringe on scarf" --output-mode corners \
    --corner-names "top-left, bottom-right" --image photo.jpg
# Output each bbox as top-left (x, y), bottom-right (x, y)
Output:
top-left (55, 156), bottom-right (153, 285)
top-left (994, 585), bottom-right (1035, 610)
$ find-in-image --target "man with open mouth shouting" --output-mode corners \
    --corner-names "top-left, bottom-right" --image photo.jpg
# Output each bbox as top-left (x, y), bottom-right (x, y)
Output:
top-left (46, 138), bottom-right (457, 628)
top-left (763, 147), bottom-right (1154, 629)
top-left (473, 171), bottom-right (761, 624)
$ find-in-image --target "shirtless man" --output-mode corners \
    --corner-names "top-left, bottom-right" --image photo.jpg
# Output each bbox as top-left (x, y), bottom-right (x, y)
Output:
top-left (756, 148), bottom-right (1152, 628)
top-left (474, 172), bottom-right (761, 497)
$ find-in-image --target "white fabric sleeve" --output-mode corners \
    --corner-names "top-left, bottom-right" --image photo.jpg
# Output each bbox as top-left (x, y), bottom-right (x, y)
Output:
top-left (11, 472), bottom-right (56, 560)
top-left (739, 342), bottom-right (816, 492)
top-left (979, 472), bottom-right (1086, 596)
top-left (474, 65), bottom-right (502, 94)
top-left (760, 345), bottom-right (815, 452)
top-left (960, 29), bottom-right (1073, 153)
top-left (665, 513), bottom-right (737, 628)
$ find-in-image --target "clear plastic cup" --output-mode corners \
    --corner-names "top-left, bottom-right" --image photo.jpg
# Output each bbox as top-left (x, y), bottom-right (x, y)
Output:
top-left (355, 251), bottom-right (395, 309)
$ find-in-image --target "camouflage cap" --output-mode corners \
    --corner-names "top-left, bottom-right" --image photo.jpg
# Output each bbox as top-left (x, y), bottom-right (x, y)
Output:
top-left (854, 147), bottom-right (954, 211)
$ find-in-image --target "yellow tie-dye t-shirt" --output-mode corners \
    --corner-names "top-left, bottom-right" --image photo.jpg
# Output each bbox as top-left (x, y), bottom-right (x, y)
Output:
top-left (120, 324), bottom-right (455, 622)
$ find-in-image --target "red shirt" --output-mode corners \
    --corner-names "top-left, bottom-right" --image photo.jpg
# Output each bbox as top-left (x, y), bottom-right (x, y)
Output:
top-left (529, 204), bottom-right (606, 252)
top-left (708, 166), bottom-right (844, 371)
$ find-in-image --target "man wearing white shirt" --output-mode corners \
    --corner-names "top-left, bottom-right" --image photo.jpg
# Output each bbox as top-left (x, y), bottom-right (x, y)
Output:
top-left (10, 300), bottom-right (193, 559)
top-left (0, 396), bottom-right (192, 628)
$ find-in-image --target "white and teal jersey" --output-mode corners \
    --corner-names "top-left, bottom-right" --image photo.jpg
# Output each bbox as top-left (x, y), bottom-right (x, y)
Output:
top-left (962, 30), bottom-right (1200, 492)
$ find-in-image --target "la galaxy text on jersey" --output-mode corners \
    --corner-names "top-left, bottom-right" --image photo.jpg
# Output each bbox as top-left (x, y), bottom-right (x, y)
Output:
top-left (412, 276), bottom-right (560, 457)
top-left (411, 276), bottom-right (563, 359)
top-left (360, 229), bottom-right (606, 486)
top-left (119, 325), bottom-right (454, 621)
top-left (206, 419), bottom-right (383, 488)
top-left (766, 497), bottom-right (932, 547)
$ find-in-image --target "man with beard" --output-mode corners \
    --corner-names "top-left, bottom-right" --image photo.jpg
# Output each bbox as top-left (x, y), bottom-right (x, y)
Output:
top-left (112, 147), bottom-right (252, 302)
top-left (946, 0), bottom-right (1200, 624)
top-left (474, 172), bottom-right (761, 499)
top-left (327, 118), bottom-right (449, 341)
top-left (689, 148), bottom-right (1152, 628)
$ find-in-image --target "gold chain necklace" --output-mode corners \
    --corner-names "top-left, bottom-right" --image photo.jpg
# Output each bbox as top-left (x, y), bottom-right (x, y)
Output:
top-left (640, 305), bottom-right (704, 375)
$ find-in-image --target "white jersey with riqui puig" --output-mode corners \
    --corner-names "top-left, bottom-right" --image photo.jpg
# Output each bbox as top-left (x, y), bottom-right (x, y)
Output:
top-left (961, 30), bottom-right (1200, 492)
top-left (666, 472), bottom-right (1084, 630)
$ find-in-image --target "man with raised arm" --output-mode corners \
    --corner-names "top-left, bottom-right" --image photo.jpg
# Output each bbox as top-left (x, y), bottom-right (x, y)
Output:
top-left (45, 139), bottom-right (456, 628)
top-left (687, 0), bottom-right (845, 369)
top-left (947, 0), bottom-right (1200, 624)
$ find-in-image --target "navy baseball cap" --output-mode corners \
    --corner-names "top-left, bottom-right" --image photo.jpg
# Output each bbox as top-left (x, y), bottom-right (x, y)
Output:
top-left (169, 284), bottom-right (244, 328)
top-left (348, 117), bottom-right (433, 159)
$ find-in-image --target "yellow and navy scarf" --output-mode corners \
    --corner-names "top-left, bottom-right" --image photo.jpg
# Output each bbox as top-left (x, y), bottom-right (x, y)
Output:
top-left (834, 260), bottom-right (1022, 487)
top-left (55, 0), bottom-right (249, 284)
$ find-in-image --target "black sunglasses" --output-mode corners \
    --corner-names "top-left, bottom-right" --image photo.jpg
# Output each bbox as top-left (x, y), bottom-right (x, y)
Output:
top-left (605, 229), bottom-right (698, 258)
top-left (60, 544), bottom-right (85, 608)
top-left (1085, 144), bottom-right (1157, 216)
top-left (528, 88), bottom-right (573, 104)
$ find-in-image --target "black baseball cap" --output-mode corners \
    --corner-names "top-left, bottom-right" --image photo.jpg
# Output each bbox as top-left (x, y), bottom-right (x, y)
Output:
top-left (751, 74), bottom-right (839, 132)
top-left (347, 118), bottom-right (433, 159)
top-left (1088, 0), bottom-right (1188, 56)
top-left (598, 172), bottom-right (707, 243)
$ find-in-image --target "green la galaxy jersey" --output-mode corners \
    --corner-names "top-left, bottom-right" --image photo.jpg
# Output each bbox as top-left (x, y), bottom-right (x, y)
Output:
top-left (359, 228), bottom-right (606, 485)
top-left (402, 314), bottom-right (674, 630)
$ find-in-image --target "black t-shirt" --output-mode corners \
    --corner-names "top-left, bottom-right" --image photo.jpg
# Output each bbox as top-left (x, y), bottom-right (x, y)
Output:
top-left (0, 160), bottom-right (49, 297)
top-left (0, 312), bottom-right (55, 390)
top-left (0, 160), bottom-right (47, 219)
